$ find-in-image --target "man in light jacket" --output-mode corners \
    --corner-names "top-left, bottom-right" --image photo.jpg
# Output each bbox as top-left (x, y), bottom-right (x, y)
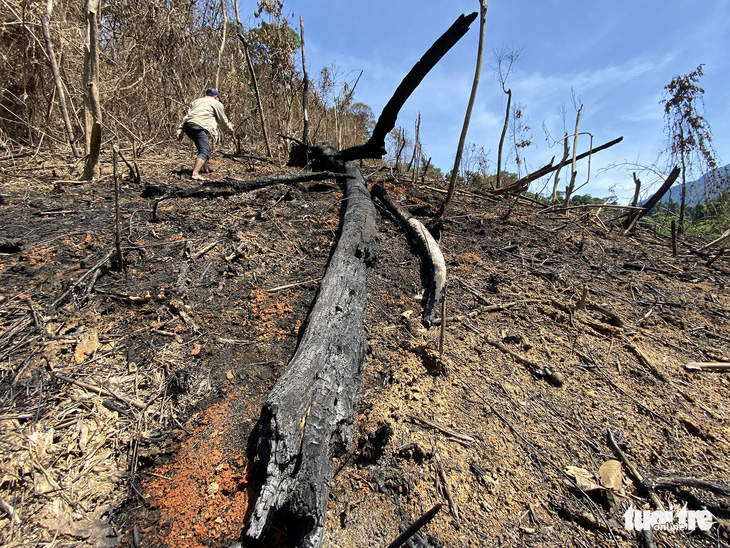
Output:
top-left (177, 88), bottom-right (234, 181)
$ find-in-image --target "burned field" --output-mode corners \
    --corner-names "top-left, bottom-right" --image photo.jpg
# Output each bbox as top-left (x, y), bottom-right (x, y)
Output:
top-left (1, 150), bottom-right (729, 547)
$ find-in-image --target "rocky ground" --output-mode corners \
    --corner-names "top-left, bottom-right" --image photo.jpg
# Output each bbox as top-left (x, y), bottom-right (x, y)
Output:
top-left (1, 147), bottom-right (729, 547)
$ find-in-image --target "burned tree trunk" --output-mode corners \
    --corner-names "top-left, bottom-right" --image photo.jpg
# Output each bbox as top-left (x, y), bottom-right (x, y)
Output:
top-left (246, 162), bottom-right (379, 547)
top-left (244, 14), bottom-right (478, 546)
top-left (339, 12), bottom-right (477, 161)
top-left (372, 185), bottom-right (445, 325)
top-left (622, 166), bottom-right (680, 232)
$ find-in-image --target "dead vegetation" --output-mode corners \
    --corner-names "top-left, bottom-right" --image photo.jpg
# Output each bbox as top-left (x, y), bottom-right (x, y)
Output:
top-left (0, 148), bottom-right (729, 547)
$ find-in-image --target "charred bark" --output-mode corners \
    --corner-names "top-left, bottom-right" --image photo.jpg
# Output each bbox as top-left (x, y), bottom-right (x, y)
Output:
top-left (372, 185), bottom-right (445, 325)
top-left (245, 162), bottom-right (379, 547)
top-left (493, 136), bottom-right (623, 195)
top-left (140, 171), bottom-right (338, 200)
top-left (622, 166), bottom-right (680, 232)
top-left (339, 12), bottom-right (478, 161)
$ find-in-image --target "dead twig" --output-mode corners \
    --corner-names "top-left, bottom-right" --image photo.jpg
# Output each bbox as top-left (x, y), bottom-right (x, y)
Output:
top-left (684, 361), bottom-right (730, 372)
top-left (653, 476), bottom-right (730, 496)
top-left (53, 373), bottom-right (146, 410)
top-left (606, 428), bottom-right (664, 511)
top-left (432, 441), bottom-right (460, 528)
top-left (51, 250), bottom-right (114, 309)
top-left (408, 415), bottom-right (475, 446)
top-left (0, 495), bottom-right (21, 525)
top-left (387, 503), bottom-right (442, 548)
top-left (191, 241), bottom-right (219, 260)
top-left (463, 320), bottom-right (564, 386)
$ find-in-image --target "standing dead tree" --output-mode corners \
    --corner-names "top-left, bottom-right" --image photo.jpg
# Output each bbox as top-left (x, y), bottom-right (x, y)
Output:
top-left (82, 0), bottom-right (102, 180)
top-left (493, 44), bottom-right (521, 189)
top-left (299, 16), bottom-right (310, 147)
top-left (622, 166), bottom-right (681, 233)
top-left (41, 0), bottom-right (80, 158)
top-left (234, 1), bottom-right (273, 157)
top-left (439, 2), bottom-right (487, 220)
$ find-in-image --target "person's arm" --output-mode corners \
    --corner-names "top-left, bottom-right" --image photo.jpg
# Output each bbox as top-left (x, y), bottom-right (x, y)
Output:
top-left (214, 102), bottom-right (234, 134)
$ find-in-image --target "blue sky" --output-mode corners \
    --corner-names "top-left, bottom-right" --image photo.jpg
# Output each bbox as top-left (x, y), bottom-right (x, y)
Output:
top-left (279, 0), bottom-right (729, 202)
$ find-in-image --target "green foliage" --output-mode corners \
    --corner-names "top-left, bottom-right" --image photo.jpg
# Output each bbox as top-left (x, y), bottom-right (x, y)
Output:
top-left (661, 64), bottom-right (718, 234)
top-left (646, 191), bottom-right (730, 240)
top-left (569, 194), bottom-right (609, 206)
top-left (662, 65), bottom-right (717, 172)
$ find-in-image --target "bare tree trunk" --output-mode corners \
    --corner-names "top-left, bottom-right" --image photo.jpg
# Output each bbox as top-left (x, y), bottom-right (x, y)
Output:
top-left (563, 105), bottom-right (582, 206)
top-left (41, 0), bottom-right (80, 158)
top-left (407, 113), bottom-right (421, 172)
top-left (550, 134), bottom-right (569, 204)
top-left (394, 128), bottom-right (406, 173)
top-left (630, 172), bottom-right (641, 207)
top-left (678, 139), bottom-right (687, 235)
top-left (246, 160), bottom-right (379, 548)
top-left (496, 88), bottom-right (511, 188)
top-left (234, 3), bottom-right (272, 157)
top-left (82, 0), bottom-right (102, 181)
top-left (439, 1), bottom-right (488, 220)
top-left (299, 16), bottom-right (309, 147)
top-left (622, 166), bottom-right (680, 233)
top-left (214, 0), bottom-right (227, 90)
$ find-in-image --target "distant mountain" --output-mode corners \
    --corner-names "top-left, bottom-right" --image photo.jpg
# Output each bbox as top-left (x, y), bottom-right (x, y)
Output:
top-left (659, 163), bottom-right (730, 206)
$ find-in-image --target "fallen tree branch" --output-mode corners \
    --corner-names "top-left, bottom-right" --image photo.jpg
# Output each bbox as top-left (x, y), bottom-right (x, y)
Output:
top-left (51, 249), bottom-right (114, 310)
top-left (372, 184), bottom-right (446, 325)
top-left (684, 361), bottom-right (730, 371)
top-left (141, 171), bottom-right (338, 199)
top-left (433, 441), bottom-right (460, 528)
top-left (53, 373), bottom-right (147, 410)
top-left (654, 476), bottom-right (730, 496)
top-left (462, 320), bottom-right (564, 386)
top-left (493, 136), bottom-right (624, 195)
top-left (622, 166), bottom-right (680, 232)
top-left (407, 415), bottom-right (475, 445)
top-left (607, 428), bottom-right (665, 511)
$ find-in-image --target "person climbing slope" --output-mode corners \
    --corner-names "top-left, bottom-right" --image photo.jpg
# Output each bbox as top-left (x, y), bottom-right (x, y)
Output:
top-left (177, 88), bottom-right (234, 181)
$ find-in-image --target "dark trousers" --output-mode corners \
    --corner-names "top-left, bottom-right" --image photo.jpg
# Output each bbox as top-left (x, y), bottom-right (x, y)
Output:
top-left (182, 122), bottom-right (211, 161)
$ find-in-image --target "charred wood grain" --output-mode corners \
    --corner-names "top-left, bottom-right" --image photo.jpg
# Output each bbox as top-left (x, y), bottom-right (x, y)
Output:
top-left (246, 162), bottom-right (379, 547)
top-left (339, 12), bottom-right (478, 161)
top-left (372, 184), bottom-right (446, 325)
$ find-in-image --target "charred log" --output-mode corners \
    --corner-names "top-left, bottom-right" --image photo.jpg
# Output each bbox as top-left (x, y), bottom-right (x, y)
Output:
top-left (372, 185), bottom-right (446, 325)
top-left (140, 171), bottom-right (338, 199)
top-left (245, 162), bottom-right (379, 547)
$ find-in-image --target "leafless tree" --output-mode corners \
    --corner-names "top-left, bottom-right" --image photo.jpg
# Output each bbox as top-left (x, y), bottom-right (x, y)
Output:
top-left (492, 44), bottom-right (522, 188)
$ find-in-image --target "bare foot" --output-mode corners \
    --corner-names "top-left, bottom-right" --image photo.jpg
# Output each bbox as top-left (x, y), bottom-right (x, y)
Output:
top-left (191, 174), bottom-right (209, 181)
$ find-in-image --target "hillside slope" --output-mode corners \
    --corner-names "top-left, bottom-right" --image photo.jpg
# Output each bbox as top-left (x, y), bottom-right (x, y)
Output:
top-left (0, 150), bottom-right (728, 547)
